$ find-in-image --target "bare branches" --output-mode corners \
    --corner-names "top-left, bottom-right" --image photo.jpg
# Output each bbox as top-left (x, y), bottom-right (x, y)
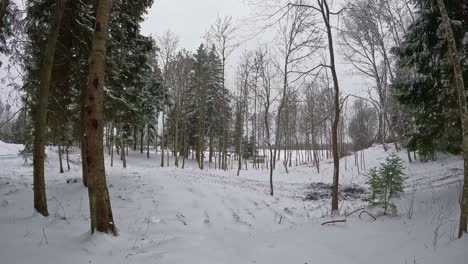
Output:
top-left (0, 107), bottom-right (22, 129)
top-left (204, 15), bottom-right (238, 60)
top-left (156, 30), bottom-right (180, 73)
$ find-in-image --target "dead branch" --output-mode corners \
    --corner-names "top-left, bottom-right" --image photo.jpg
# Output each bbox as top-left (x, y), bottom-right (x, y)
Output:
top-left (345, 207), bottom-right (365, 218)
top-left (321, 219), bottom-right (346, 225)
top-left (359, 210), bottom-right (377, 221)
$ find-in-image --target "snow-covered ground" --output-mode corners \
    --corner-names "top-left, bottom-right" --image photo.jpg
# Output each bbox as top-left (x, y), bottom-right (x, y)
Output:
top-left (0, 141), bottom-right (467, 264)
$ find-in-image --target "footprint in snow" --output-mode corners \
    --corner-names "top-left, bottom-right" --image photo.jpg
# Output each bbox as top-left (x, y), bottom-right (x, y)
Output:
top-left (204, 210), bottom-right (210, 224)
top-left (176, 213), bottom-right (187, 226)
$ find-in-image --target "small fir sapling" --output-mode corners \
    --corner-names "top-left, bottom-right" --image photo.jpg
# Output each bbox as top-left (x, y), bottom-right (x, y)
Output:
top-left (367, 153), bottom-right (407, 215)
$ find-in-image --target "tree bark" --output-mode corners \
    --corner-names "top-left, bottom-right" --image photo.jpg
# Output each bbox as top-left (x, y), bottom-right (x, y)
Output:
top-left (80, 83), bottom-right (88, 186)
top-left (110, 122), bottom-right (114, 167)
top-left (174, 116), bottom-right (179, 167)
top-left (0, 0), bottom-right (9, 33)
top-left (32, 0), bottom-right (65, 217)
top-left (120, 123), bottom-right (126, 168)
top-left (140, 126), bottom-right (144, 154)
top-left (146, 124), bottom-right (150, 159)
top-left (436, 0), bottom-right (468, 239)
top-left (66, 145), bottom-right (70, 170)
top-left (85, 0), bottom-right (116, 235)
top-left (160, 111), bottom-right (165, 167)
top-left (58, 145), bottom-right (64, 173)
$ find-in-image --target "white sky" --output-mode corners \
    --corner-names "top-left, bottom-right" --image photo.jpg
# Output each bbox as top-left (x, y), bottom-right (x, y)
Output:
top-left (141, 0), bottom-right (369, 97)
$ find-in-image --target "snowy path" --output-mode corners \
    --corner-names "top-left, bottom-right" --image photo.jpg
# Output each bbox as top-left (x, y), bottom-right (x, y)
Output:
top-left (0, 141), bottom-right (467, 264)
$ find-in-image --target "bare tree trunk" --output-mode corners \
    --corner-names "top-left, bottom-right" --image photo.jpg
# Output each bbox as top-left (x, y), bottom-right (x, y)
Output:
top-left (105, 123), bottom-right (110, 154)
top-left (32, 0), bottom-right (65, 217)
top-left (66, 144), bottom-right (70, 170)
top-left (110, 122), bottom-right (114, 167)
top-left (119, 123), bottom-right (126, 168)
top-left (174, 117), bottom-right (179, 167)
top-left (133, 125), bottom-right (137, 151)
top-left (436, 0), bottom-right (468, 239)
top-left (140, 126), bottom-right (144, 154)
top-left (319, 0), bottom-right (341, 212)
top-left (182, 130), bottom-right (187, 169)
top-left (85, 0), bottom-right (116, 235)
top-left (146, 124), bottom-right (150, 158)
top-left (58, 145), bottom-right (64, 173)
top-left (160, 112), bottom-right (165, 167)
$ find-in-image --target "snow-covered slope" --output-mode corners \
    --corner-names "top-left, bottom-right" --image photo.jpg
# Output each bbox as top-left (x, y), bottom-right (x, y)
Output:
top-left (0, 141), bottom-right (467, 264)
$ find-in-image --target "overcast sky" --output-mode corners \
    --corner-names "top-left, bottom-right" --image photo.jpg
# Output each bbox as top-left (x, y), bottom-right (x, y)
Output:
top-left (141, 0), bottom-right (367, 97)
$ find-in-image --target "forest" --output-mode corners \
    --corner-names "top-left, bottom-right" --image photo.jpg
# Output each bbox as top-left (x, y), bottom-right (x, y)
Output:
top-left (0, 0), bottom-right (467, 263)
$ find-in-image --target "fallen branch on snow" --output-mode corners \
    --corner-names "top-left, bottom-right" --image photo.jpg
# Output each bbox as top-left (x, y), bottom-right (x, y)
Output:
top-left (359, 210), bottom-right (377, 221)
top-left (321, 219), bottom-right (346, 225)
top-left (345, 207), bottom-right (365, 218)
top-left (321, 208), bottom-right (377, 226)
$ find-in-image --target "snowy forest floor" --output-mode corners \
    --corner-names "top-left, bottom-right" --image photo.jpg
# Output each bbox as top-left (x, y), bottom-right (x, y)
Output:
top-left (1, 141), bottom-right (467, 264)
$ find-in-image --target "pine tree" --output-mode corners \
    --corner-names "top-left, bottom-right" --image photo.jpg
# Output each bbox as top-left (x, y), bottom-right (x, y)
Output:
top-left (393, 0), bottom-right (467, 156)
top-left (0, 0), bottom-right (19, 65)
top-left (368, 153), bottom-right (407, 215)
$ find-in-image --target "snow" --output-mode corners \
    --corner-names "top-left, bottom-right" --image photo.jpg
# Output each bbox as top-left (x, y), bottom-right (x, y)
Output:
top-left (0, 140), bottom-right (467, 264)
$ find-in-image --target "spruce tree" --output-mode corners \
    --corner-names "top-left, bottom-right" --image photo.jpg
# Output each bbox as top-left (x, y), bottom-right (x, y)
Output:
top-left (368, 154), bottom-right (407, 215)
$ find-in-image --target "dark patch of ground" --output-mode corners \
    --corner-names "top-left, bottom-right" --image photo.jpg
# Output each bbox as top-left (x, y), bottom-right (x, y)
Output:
top-left (303, 182), bottom-right (368, 201)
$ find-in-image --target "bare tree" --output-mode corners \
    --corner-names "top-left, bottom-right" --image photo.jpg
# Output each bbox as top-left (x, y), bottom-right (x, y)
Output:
top-left (166, 50), bottom-right (192, 168)
top-left (234, 52), bottom-right (253, 176)
top-left (348, 99), bottom-right (378, 150)
top-left (289, 0), bottom-right (344, 212)
top-left (256, 49), bottom-right (277, 195)
top-left (157, 30), bottom-right (179, 167)
top-left (341, 0), bottom-right (406, 151)
top-left (273, 2), bottom-right (321, 175)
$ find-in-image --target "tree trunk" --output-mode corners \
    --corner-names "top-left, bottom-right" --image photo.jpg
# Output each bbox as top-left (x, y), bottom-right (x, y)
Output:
top-left (160, 111), bottom-right (165, 167)
top-left (407, 149), bottom-right (412, 163)
top-left (32, 0), bottom-right (65, 217)
top-left (0, 0), bottom-right (9, 33)
top-left (133, 125), bottom-right (137, 151)
top-left (319, 0), bottom-right (341, 212)
top-left (110, 122), bottom-right (114, 167)
top-left (66, 145), bottom-right (70, 170)
top-left (58, 145), bottom-right (64, 173)
top-left (174, 117), bottom-right (179, 167)
top-left (120, 123), bottom-right (126, 168)
top-left (146, 124), bottom-right (150, 159)
top-left (140, 126), bottom-right (144, 154)
top-left (85, 0), bottom-right (116, 235)
top-left (436, 0), bottom-right (468, 239)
